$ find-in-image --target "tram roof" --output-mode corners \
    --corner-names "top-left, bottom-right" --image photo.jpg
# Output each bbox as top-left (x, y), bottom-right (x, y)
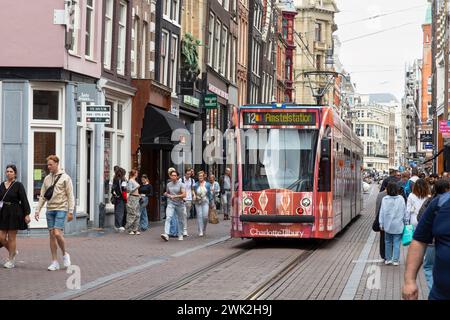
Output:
top-left (239, 104), bottom-right (328, 109)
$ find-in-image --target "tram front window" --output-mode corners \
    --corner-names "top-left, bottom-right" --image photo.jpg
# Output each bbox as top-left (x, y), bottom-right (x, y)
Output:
top-left (243, 129), bottom-right (318, 192)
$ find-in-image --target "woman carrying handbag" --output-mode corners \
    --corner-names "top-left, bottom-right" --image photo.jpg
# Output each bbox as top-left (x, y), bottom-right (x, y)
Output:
top-left (0, 165), bottom-right (31, 269)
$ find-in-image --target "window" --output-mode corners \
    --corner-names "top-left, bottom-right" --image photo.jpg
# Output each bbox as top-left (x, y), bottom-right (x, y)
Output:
top-left (208, 13), bottom-right (215, 66)
top-left (355, 124), bottom-right (364, 137)
top-left (215, 19), bottom-right (221, 71)
top-left (141, 22), bottom-right (148, 78)
top-left (231, 37), bottom-right (237, 83)
top-left (131, 16), bottom-right (138, 77)
top-left (163, 0), bottom-right (170, 18)
top-left (33, 90), bottom-right (59, 120)
top-left (103, 0), bottom-right (113, 69)
top-left (160, 30), bottom-right (170, 86)
top-left (223, 0), bottom-right (229, 11)
top-left (85, 0), bottom-right (95, 58)
top-left (69, 0), bottom-right (80, 54)
top-left (220, 26), bottom-right (228, 76)
top-left (315, 22), bottom-right (322, 42)
top-left (171, 34), bottom-right (178, 93)
top-left (33, 132), bottom-right (57, 202)
top-left (117, 1), bottom-right (127, 75)
top-left (171, 0), bottom-right (180, 24)
top-left (316, 55), bottom-right (322, 70)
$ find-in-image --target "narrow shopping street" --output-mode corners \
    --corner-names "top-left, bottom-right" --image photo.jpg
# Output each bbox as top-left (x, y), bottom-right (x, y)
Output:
top-left (0, 185), bottom-right (428, 300)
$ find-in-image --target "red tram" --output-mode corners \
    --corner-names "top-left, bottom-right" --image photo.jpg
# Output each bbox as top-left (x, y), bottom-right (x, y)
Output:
top-left (230, 104), bottom-right (364, 240)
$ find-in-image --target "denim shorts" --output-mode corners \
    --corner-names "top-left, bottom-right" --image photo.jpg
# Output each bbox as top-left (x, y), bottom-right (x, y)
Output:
top-left (46, 210), bottom-right (67, 230)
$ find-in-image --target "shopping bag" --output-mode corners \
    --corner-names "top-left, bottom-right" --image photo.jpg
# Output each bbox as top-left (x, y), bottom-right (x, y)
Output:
top-left (208, 207), bottom-right (219, 224)
top-left (402, 225), bottom-right (414, 246)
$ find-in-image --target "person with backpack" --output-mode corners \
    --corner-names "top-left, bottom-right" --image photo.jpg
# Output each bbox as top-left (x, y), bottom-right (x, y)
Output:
top-left (379, 182), bottom-right (407, 266)
top-left (408, 167), bottom-right (420, 193)
top-left (403, 179), bottom-right (450, 300)
top-left (414, 179), bottom-right (450, 291)
top-left (397, 171), bottom-right (411, 202)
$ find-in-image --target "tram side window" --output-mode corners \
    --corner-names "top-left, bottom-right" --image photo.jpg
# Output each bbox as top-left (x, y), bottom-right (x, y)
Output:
top-left (318, 136), bottom-right (331, 192)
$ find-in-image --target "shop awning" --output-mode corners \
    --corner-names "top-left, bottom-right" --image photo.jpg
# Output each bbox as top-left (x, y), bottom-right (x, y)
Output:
top-left (140, 105), bottom-right (187, 148)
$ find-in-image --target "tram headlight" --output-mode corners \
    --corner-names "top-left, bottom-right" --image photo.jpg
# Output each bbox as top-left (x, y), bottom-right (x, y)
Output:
top-left (243, 197), bottom-right (253, 207)
top-left (301, 198), bottom-right (311, 208)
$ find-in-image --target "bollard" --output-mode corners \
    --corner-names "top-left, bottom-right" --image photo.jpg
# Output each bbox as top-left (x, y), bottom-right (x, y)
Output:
top-left (99, 202), bottom-right (106, 228)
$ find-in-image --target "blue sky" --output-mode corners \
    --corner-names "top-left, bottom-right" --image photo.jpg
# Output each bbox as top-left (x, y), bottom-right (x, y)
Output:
top-left (335, 0), bottom-right (427, 100)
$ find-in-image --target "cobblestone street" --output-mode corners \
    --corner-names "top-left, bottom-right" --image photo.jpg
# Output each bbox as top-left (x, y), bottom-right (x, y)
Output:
top-left (0, 185), bottom-right (429, 300)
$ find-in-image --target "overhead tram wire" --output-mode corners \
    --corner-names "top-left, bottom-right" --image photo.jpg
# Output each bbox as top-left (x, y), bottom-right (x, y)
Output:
top-left (341, 21), bottom-right (419, 43)
top-left (339, 4), bottom-right (427, 27)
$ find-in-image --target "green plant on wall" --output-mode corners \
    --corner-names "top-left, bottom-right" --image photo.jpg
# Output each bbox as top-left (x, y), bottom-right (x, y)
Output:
top-left (181, 33), bottom-right (201, 81)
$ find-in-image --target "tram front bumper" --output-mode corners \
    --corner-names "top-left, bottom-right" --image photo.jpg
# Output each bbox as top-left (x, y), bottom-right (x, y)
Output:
top-left (239, 215), bottom-right (315, 224)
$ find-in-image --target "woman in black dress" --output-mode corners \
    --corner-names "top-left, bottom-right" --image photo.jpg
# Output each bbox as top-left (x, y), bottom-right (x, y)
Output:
top-left (0, 165), bottom-right (31, 269)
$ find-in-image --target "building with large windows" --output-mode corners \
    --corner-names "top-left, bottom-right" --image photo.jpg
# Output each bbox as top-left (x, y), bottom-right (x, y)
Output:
top-left (0, 0), bottom-right (109, 233)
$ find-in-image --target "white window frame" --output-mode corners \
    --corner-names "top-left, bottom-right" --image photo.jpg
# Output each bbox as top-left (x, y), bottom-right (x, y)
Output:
top-left (220, 26), bottom-right (228, 76)
top-left (85, 0), bottom-right (95, 59)
top-left (69, 0), bottom-right (81, 55)
top-left (208, 13), bottom-right (215, 66)
top-left (163, 0), bottom-right (170, 20)
top-left (141, 22), bottom-right (148, 78)
top-left (171, 34), bottom-right (178, 94)
top-left (160, 29), bottom-right (170, 86)
top-left (103, 0), bottom-right (114, 69)
top-left (131, 16), bottom-right (138, 78)
top-left (171, 0), bottom-right (180, 25)
top-left (28, 83), bottom-right (65, 228)
top-left (117, 1), bottom-right (128, 76)
top-left (215, 19), bottom-right (221, 72)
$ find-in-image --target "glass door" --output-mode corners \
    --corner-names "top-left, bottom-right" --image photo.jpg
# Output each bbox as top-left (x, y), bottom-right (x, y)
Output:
top-left (30, 129), bottom-right (61, 228)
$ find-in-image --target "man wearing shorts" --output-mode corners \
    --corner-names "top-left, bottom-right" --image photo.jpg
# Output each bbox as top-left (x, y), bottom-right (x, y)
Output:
top-left (35, 155), bottom-right (75, 271)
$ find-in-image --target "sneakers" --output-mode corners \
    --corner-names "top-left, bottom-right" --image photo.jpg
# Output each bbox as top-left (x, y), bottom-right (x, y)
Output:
top-left (392, 261), bottom-right (400, 266)
top-left (178, 235), bottom-right (184, 241)
top-left (3, 259), bottom-right (15, 269)
top-left (119, 227), bottom-right (125, 232)
top-left (183, 232), bottom-right (189, 237)
top-left (63, 253), bottom-right (71, 268)
top-left (48, 261), bottom-right (60, 271)
top-left (161, 233), bottom-right (169, 241)
top-left (135, 231), bottom-right (141, 235)
top-left (385, 260), bottom-right (393, 265)
top-left (128, 231), bottom-right (135, 235)
top-left (199, 232), bottom-right (204, 237)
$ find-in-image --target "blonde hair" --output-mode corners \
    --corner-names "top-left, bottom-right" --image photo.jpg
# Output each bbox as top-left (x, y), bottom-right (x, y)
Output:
top-left (168, 167), bottom-right (176, 175)
top-left (46, 155), bottom-right (60, 163)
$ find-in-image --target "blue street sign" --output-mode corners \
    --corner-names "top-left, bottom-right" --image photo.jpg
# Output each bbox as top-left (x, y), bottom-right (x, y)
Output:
top-left (424, 144), bottom-right (434, 150)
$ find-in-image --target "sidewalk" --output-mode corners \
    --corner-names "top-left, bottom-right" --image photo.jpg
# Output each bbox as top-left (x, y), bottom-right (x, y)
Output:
top-left (0, 214), bottom-right (232, 300)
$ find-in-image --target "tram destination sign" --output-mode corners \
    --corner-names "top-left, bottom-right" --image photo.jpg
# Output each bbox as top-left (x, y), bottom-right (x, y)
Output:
top-left (86, 105), bottom-right (111, 124)
top-left (243, 111), bottom-right (317, 127)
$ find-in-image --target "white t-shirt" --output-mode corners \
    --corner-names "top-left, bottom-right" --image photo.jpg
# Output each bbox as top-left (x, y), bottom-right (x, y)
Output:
top-left (406, 193), bottom-right (428, 228)
top-left (181, 176), bottom-right (193, 201)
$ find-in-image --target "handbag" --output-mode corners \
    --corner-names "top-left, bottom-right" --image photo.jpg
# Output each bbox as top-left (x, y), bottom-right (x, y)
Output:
top-left (44, 174), bottom-right (62, 201)
top-left (208, 207), bottom-right (219, 224)
top-left (372, 218), bottom-right (381, 232)
top-left (402, 224), bottom-right (414, 246)
top-left (0, 181), bottom-right (16, 209)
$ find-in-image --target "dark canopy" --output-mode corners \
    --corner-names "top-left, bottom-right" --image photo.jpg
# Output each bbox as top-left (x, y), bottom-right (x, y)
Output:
top-left (140, 104), bottom-right (187, 148)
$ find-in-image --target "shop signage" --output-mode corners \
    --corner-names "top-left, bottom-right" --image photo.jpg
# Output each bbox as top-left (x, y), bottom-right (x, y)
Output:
top-left (76, 83), bottom-right (97, 102)
top-left (424, 144), bottom-right (434, 150)
top-left (440, 121), bottom-right (450, 138)
top-left (420, 133), bottom-right (433, 143)
top-left (208, 83), bottom-right (228, 100)
top-left (204, 94), bottom-right (218, 109)
top-left (183, 95), bottom-right (200, 108)
top-left (86, 105), bottom-right (110, 124)
top-left (170, 105), bottom-right (180, 117)
top-left (179, 81), bottom-right (194, 96)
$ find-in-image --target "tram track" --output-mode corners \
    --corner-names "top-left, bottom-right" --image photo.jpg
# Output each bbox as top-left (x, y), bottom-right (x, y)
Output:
top-left (244, 242), bottom-right (320, 300)
top-left (133, 241), bottom-right (256, 300)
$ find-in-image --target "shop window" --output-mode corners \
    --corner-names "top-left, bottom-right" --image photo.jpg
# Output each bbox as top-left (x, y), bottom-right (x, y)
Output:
top-left (33, 90), bottom-right (59, 120)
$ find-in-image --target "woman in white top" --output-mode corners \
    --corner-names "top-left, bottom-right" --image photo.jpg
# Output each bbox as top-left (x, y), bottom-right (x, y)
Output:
top-left (406, 178), bottom-right (431, 228)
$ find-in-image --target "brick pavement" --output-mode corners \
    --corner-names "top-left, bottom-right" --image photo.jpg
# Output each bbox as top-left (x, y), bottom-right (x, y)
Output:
top-left (0, 214), bottom-right (234, 300)
top-left (260, 185), bottom-right (429, 300)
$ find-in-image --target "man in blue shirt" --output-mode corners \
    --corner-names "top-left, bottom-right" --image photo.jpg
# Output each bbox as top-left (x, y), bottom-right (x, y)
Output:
top-left (403, 182), bottom-right (450, 300)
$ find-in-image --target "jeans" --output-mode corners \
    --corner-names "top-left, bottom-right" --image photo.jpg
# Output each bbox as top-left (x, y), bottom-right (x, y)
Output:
top-left (195, 201), bottom-right (209, 235)
top-left (384, 232), bottom-right (402, 262)
top-left (114, 199), bottom-right (125, 228)
top-left (46, 210), bottom-right (67, 230)
top-left (423, 245), bottom-right (435, 291)
top-left (222, 191), bottom-right (232, 216)
top-left (139, 196), bottom-right (149, 231)
top-left (164, 203), bottom-right (184, 237)
top-left (183, 201), bottom-right (192, 235)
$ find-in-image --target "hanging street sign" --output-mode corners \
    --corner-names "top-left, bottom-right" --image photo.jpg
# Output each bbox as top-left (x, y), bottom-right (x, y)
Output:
top-left (204, 93), bottom-right (218, 109)
top-left (86, 105), bottom-right (110, 124)
top-left (424, 144), bottom-right (434, 150)
top-left (420, 133), bottom-right (433, 143)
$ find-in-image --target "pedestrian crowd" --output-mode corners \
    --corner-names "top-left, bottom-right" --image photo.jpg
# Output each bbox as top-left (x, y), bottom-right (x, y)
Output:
top-left (373, 167), bottom-right (450, 300)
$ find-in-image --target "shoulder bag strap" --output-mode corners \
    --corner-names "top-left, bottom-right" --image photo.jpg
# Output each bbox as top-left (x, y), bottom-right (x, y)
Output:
top-left (1, 181), bottom-right (16, 201)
